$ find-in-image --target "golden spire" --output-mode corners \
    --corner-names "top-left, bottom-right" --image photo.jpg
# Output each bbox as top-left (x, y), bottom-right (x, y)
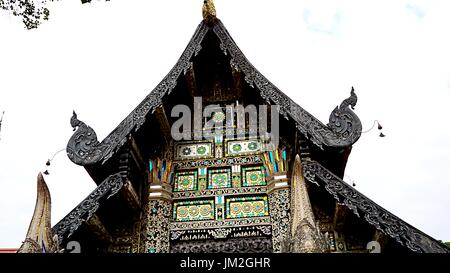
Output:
top-left (202, 0), bottom-right (217, 25)
top-left (291, 155), bottom-right (316, 229)
top-left (17, 173), bottom-right (59, 253)
top-left (289, 155), bottom-right (328, 253)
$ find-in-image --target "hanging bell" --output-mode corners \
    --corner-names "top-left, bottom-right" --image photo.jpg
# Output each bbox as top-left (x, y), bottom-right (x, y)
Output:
top-left (377, 122), bottom-right (383, 130)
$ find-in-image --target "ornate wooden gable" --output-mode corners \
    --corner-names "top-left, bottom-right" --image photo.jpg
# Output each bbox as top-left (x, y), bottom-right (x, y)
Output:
top-left (44, 1), bottom-right (449, 254)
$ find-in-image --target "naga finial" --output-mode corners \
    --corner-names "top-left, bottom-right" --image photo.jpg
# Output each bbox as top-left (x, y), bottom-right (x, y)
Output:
top-left (341, 86), bottom-right (357, 110)
top-left (202, 0), bottom-right (217, 25)
top-left (67, 111), bottom-right (104, 166)
top-left (326, 87), bottom-right (362, 145)
top-left (70, 110), bottom-right (81, 130)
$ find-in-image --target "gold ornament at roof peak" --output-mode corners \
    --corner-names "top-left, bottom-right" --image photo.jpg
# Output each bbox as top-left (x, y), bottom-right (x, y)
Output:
top-left (202, 0), bottom-right (217, 25)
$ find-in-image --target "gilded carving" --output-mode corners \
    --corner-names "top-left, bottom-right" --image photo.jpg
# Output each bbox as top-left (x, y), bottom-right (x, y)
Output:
top-left (18, 173), bottom-right (60, 253)
top-left (145, 200), bottom-right (171, 253)
top-left (268, 188), bottom-right (290, 252)
top-left (289, 155), bottom-right (328, 252)
top-left (171, 237), bottom-right (272, 253)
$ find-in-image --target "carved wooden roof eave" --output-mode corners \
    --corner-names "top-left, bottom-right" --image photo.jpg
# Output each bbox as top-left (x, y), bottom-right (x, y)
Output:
top-left (51, 172), bottom-right (125, 245)
top-left (212, 20), bottom-right (362, 149)
top-left (302, 159), bottom-right (450, 253)
top-left (52, 158), bottom-right (450, 253)
top-left (66, 19), bottom-right (362, 168)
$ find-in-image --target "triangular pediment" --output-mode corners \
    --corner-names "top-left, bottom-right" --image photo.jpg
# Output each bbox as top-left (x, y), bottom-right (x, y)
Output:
top-left (66, 19), bottom-right (361, 168)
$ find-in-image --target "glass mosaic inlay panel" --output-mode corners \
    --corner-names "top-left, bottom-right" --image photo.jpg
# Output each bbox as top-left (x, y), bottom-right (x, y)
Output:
top-left (225, 196), bottom-right (269, 219)
top-left (173, 199), bottom-right (215, 222)
top-left (208, 168), bottom-right (232, 189)
top-left (227, 140), bottom-right (261, 156)
top-left (242, 166), bottom-right (266, 186)
top-left (174, 171), bottom-right (198, 192)
top-left (176, 142), bottom-right (213, 160)
top-left (212, 112), bottom-right (226, 123)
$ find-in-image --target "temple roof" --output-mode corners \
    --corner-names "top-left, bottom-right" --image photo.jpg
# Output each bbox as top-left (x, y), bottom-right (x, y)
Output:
top-left (55, 14), bottom-right (449, 253)
top-left (51, 160), bottom-right (450, 253)
top-left (66, 19), bottom-right (362, 168)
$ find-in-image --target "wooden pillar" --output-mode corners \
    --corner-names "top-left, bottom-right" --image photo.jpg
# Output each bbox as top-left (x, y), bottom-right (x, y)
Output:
top-left (267, 173), bottom-right (290, 252)
top-left (264, 148), bottom-right (290, 252)
top-left (142, 159), bottom-right (173, 253)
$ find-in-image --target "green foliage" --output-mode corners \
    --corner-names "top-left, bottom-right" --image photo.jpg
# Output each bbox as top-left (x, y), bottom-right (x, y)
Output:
top-left (0, 0), bottom-right (109, 29)
top-left (0, 0), bottom-right (50, 29)
top-left (438, 240), bottom-right (450, 249)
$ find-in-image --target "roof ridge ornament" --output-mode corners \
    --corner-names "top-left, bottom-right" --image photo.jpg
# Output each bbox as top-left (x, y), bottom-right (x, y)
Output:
top-left (67, 111), bottom-right (105, 166)
top-left (340, 86), bottom-right (357, 110)
top-left (202, 0), bottom-right (217, 25)
top-left (326, 87), bottom-right (362, 145)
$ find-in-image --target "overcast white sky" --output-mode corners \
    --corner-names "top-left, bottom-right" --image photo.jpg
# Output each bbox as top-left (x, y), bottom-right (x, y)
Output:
top-left (0, 0), bottom-right (449, 247)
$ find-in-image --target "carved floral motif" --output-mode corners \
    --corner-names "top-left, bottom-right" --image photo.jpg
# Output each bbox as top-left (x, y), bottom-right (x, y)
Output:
top-left (145, 200), bottom-right (171, 253)
top-left (268, 189), bottom-right (290, 252)
top-left (171, 237), bottom-right (272, 253)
